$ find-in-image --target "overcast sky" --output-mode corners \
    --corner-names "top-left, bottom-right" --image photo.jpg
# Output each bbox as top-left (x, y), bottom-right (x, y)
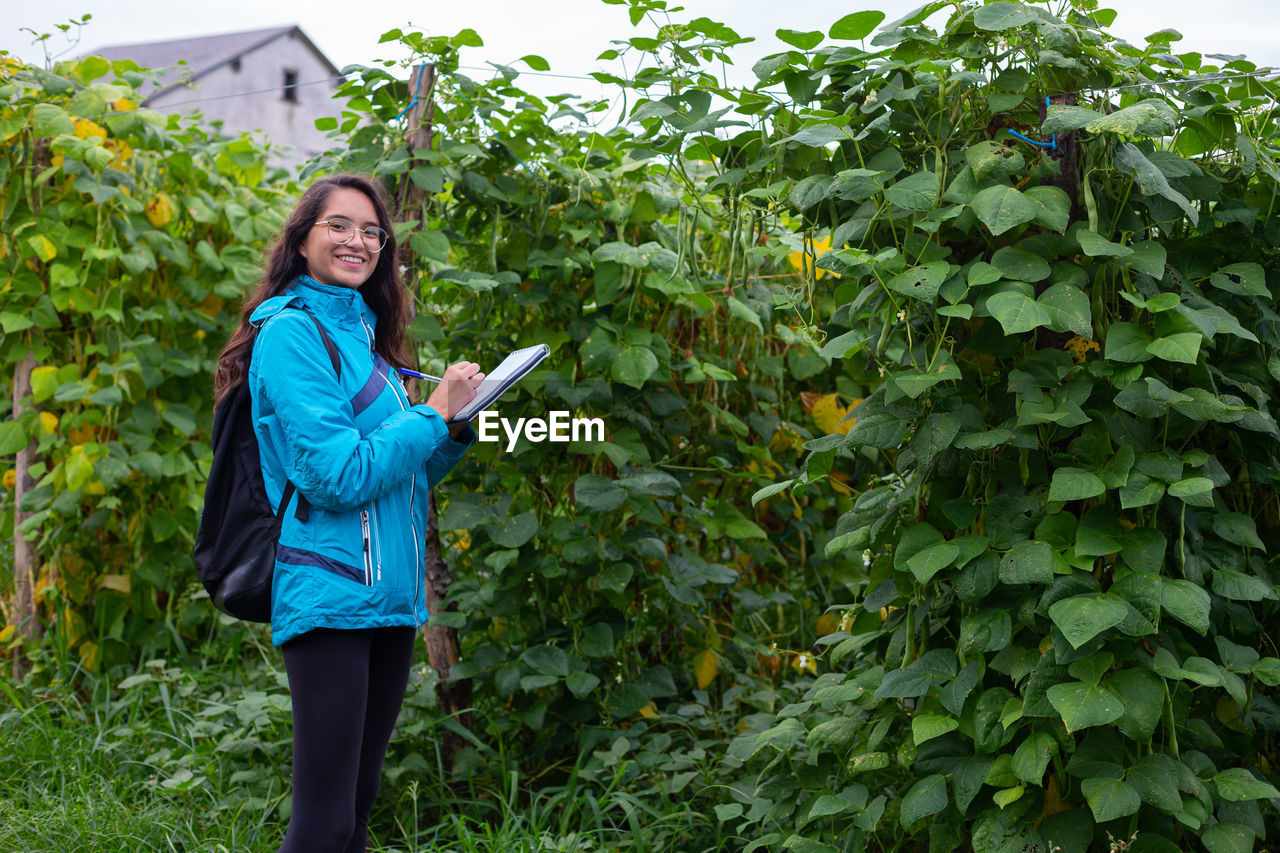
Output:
top-left (5, 1), bottom-right (1279, 104)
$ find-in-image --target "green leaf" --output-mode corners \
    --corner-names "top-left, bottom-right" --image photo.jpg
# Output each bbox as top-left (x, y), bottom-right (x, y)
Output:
top-left (1214, 511), bottom-right (1265, 550)
top-left (1167, 476), bottom-right (1214, 500)
top-left (1037, 283), bottom-right (1093, 337)
top-left (1161, 579), bottom-right (1211, 634)
top-left (1042, 106), bottom-right (1107, 134)
top-left (960, 608), bottom-right (1012, 654)
top-left (900, 774), bottom-right (948, 826)
top-left (1049, 595), bottom-right (1128, 649)
top-left (1120, 471), bottom-right (1165, 509)
top-left (1049, 467), bottom-right (1106, 502)
top-left (973, 2), bottom-right (1034, 30)
top-left (991, 246), bottom-right (1050, 282)
top-left (911, 715), bottom-right (959, 745)
top-left (783, 125), bottom-right (848, 147)
top-left (876, 649), bottom-right (957, 699)
top-left (0, 421), bottom-right (29, 455)
top-left (521, 644), bottom-right (569, 678)
top-left (1146, 332), bottom-right (1201, 364)
top-left (987, 291), bottom-right (1051, 335)
top-left (488, 511), bottom-right (538, 548)
top-left (820, 329), bottom-right (870, 359)
top-left (1115, 142), bottom-right (1198, 225)
top-left (32, 103), bottom-right (75, 137)
top-left (565, 671), bottom-right (600, 698)
top-left (727, 296), bottom-right (764, 333)
top-left (775, 29), bottom-right (823, 50)
top-left (999, 540), bottom-right (1053, 585)
top-left (610, 346), bottom-right (659, 388)
top-left (791, 175), bottom-right (834, 209)
top-left (1144, 293), bottom-right (1181, 312)
top-left (1125, 241), bottom-right (1168, 278)
top-left (1104, 668), bottom-right (1165, 741)
top-left (885, 262), bottom-right (948, 302)
top-left (1023, 186), bottom-right (1071, 232)
top-left (752, 480), bottom-right (795, 506)
top-left (1104, 322), bottom-right (1154, 363)
top-left (829, 11), bottom-right (886, 40)
top-left (906, 541), bottom-right (960, 583)
top-left (1214, 768), bottom-right (1280, 801)
top-left (1081, 777), bottom-right (1141, 823)
top-left (1127, 754), bottom-right (1182, 813)
top-left (1048, 681), bottom-right (1125, 732)
top-left (1253, 658), bottom-right (1280, 686)
top-left (1201, 823), bottom-right (1256, 853)
top-left (971, 185), bottom-right (1039, 236)
top-left (1077, 230), bottom-right (1133, 258)
top-left (884, 170), bottom-right (938, 212)
top-left (519, 54), bottom-right (551, 71)
top-left (574, 474), bottom-right (627, 512)
top-left (1210, 262), bottom-right (1269, 297)
top-left (1012, 732), bottom-right (1058, 784)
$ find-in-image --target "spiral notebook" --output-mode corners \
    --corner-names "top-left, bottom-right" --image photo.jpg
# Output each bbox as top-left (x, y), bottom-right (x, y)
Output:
top-left (449, 343), bottom-right (551, 424)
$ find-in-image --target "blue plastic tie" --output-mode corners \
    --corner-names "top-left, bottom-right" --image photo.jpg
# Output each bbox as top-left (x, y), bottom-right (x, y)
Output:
top-left (1004, 96), bottom-right (1058, 149)
top-left (395, 64), bottom-right (428, 123)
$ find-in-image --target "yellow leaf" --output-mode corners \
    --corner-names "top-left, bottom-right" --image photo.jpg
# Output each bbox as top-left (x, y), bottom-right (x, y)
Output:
top-left (145, 192), bottom-right (175, 228)
top-left (815, 613), bottom-right (838, 636)
top-left (29, 235), bottom-right (57, 263)
top-left (790, 652), bottom-right (818, 675)
top-left (73, 118), bottom-right (107, 141)
top-left (1216, 696), bottom-right (1245, 732)
top-left (769, 425), bottom-right (803, 454)
top-left (99, 574), bottom-right (131, 595)
top-left (693, 649), bottom-right (719, 689)
top-left (810, 393), bottom-right (855, 435)
top-left (3, 469), bottom-right (15, 491)
top-left (111, 98), bottom-right (137, 112)
top-left (40, 411), bottom-right (59, 434)
top-left (1063, 335), bottom-right (1099, 363)
top-left (79, 640), bottom-right (100, 673)
top-left (0, 625), bottom-right (14, 643)
top-left (638, 702), bottom-right (660, 720)
top-left (787, 235), bottom-right (834, 279)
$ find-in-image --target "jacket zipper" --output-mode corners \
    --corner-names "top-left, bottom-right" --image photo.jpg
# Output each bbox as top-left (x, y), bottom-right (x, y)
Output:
top-left (362, 315), bottom-right (422, 612)
top-left (360, 509), bottom-right (373, 586)
top-left (371, 503), bottom-right (383, 582)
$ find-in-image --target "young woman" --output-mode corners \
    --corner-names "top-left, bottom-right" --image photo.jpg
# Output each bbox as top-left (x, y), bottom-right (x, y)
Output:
top-left (213, 174), bottom-right (482, 852)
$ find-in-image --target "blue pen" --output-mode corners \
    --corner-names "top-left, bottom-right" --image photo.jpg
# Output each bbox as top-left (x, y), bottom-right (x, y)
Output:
top-left (396, 367), bottom-right (444, 383)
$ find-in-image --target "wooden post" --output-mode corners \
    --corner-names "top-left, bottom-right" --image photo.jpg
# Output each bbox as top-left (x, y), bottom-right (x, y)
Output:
top-left (397, 62), bottom-right (471, 755)
top-left (423, 492), bottom-right (472, 760)
top-left (1044, 93), bottom-right (1078, 207)
top-left (407, 63), bottom-right (436, 154)
top-left (12, 350), bottom-right (42, 678)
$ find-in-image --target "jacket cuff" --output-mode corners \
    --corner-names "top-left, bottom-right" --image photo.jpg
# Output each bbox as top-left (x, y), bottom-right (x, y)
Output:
top-left (408, 404), bottom-right (450, 443)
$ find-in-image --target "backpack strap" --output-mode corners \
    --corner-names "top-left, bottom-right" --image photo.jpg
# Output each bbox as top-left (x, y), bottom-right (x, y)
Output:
top-left (283, 309), bottom-right (341, 524)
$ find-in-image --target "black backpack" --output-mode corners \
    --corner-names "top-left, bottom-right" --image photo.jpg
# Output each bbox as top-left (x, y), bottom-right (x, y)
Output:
top-left (193, 309), bottom-right (340, 622)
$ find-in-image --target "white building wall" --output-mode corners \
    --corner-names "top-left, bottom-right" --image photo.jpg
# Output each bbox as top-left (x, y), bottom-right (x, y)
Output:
top-left (151, 31), bottom-right (340, 169)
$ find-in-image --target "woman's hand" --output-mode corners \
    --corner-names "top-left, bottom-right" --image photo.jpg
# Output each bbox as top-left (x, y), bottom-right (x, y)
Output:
top-left (425, 361), bottom-right (485, 423)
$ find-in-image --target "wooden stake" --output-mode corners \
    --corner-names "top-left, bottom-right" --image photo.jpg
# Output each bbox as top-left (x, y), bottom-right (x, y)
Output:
top-left (12, 350), bottom-right (42, 678)
top-left (397, 63), bottom-right (472, 754)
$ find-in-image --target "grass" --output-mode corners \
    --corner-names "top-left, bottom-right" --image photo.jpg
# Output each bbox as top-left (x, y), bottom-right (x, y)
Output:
top-left (0, 638), bottom-right (708, 853)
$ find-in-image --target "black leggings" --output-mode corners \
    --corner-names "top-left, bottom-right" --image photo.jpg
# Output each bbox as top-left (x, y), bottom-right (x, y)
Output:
top-left (277, 626), bottom-right (416, 853)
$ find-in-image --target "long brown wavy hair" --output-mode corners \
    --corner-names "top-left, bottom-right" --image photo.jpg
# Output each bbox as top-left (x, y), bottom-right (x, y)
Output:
top-left (213, 174), bottom-right (411, 408)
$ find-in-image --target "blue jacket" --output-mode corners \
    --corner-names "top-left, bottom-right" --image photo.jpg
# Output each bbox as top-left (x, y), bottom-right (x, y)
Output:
top-left (249, 275), bottom-right (473, 646)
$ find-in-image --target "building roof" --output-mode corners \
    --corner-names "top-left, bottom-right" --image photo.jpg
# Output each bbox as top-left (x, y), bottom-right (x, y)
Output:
top-left (84, 25), bottom-right (340, 103)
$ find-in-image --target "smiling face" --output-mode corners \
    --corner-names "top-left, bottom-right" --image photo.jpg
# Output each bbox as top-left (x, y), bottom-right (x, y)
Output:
top-left (297, 186), bottom-right (380, 290)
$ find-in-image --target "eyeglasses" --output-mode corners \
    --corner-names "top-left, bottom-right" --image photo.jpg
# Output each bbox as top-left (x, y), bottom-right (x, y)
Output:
top-left (314, 218), bottom-right (389, 253)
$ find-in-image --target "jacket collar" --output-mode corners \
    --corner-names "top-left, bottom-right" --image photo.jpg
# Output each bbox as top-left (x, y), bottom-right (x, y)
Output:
top-left (250, 275), bottom-right (379, 332)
